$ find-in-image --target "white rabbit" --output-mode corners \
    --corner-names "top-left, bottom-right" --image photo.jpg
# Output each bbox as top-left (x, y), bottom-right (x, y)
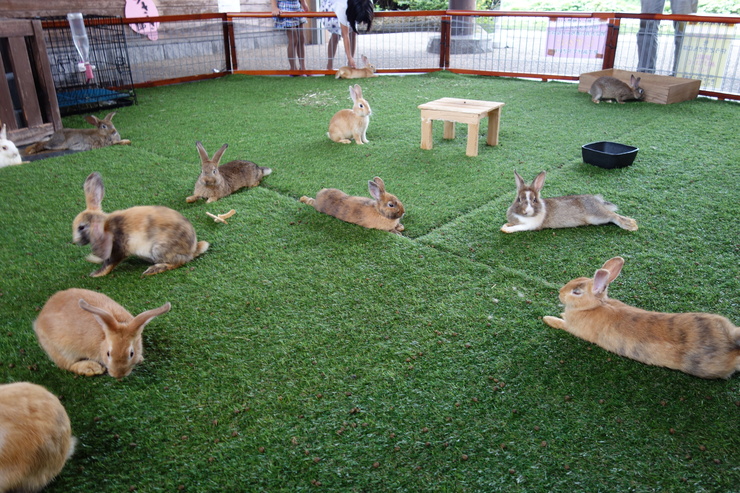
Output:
top-left (0, 123), bottom-right (23, 167)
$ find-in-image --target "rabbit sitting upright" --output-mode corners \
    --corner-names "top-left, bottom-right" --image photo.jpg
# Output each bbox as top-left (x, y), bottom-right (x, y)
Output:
top-left (24, 112), bottom-right (131, 154)
top-left (543, 257), bottom-right (740, 379)
top-left (589, 75), bottom-right (645, 104)
top-left (34, 288), bottom-right (171, 379)
top-left (0, 382), bottom-right (76, 492)
top-left (500, 170), bottom-right (638, 233)
top-left (186, 142), bottom-right (272, 203)
top-left (0, 123), bottom-right (23, 167)
top-left (328, 84), bottom-right (372, 144)
top-left (300, 176), bottom-right (405, 234)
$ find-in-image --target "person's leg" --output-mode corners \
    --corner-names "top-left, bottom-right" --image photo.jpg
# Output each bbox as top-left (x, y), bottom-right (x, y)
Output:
top-left (296, 27), bottom-right (306, 71)
top-left (670, 0), bottom-right (698, 74)
top-left (286, 29), bottom-right (298, 70)
top-left (327, 33), bottom-right (340, 70)
top-left (637, 0), bottom-right (666, 73)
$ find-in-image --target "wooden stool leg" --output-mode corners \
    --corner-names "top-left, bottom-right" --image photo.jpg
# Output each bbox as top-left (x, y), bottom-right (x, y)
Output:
top-left (466, 122), bottom-right (480, 157)
top-left (421, 117), bottom-right (433, 150)
top-left (443, 121), bottom-right (455, 140)
top-left (486, 108), bottom-right (501, 146)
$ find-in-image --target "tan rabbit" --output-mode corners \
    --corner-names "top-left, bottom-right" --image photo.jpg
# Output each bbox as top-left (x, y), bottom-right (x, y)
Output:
top-left (73, 172), bottom-right (209, 276)
top-left (335, 55), bottom-right (378, 79)
top-left (543, 257), bottom-right (740, 379)
top-left (24, 112), bottom-right (131, 154)
top-left (328, 84), bottom-right (372, 144)
top-left (588, 75), bottom-right (645, 104)
top-left (186, 142), bottom-right (272, 203)
top-left (300, 176), bottom-right (405, 234)
top-left (0, 382), bottom-right (76, 492)
top-left (34, 288), bottom-right (171, 379)
top-left (500, 170), bottom-right (638, 233)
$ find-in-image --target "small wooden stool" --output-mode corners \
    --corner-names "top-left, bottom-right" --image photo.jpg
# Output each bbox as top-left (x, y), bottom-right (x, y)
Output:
top-left (418, 98), bottom-right (505, 157)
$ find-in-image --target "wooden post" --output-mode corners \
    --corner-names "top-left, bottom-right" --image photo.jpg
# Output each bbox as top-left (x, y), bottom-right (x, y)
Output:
top-left (602, 17), bottom-right (620, 70)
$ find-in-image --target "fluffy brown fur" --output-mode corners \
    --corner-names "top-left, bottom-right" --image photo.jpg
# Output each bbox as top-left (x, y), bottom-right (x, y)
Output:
top-left (544, 257), bottom-right (740, 379)
top-left (300, 176), bottom-right (405, 234)
top-left (34, 288), bottom-right (171, 379)
top-left (186, 142), bottom-right (272, 203)
top-left (0, 382), bottom-right (76, 492)
top-left (73, 172), bottom-right (209, 276)
top-left (24, 112), bottom-right (131, 154)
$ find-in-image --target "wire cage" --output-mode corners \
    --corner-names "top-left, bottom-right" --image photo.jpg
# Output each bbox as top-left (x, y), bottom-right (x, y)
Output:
top-left (41, 15), bottom-right (136, 116)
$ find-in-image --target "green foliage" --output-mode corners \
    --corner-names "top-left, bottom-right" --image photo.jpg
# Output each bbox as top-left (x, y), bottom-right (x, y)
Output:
top-left (1, 73), bottom-right (738, 492)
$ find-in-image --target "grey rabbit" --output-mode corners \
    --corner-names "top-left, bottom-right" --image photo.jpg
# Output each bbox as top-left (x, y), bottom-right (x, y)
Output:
top-left (589, 75), bottom-right (644, 104)
top-left (24, 112), bottom-right (131, 154)
top-left (186, 142), bottom-right (272, 203)
top-left (501, 170), bottom-right (638, 233)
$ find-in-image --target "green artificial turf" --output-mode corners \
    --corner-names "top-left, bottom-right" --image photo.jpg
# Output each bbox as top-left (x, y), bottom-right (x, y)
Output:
top-left (1, 72), bottom-right (738, 491)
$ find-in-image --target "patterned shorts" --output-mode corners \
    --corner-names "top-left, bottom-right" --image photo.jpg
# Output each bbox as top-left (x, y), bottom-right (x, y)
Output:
top-left (274, 0), bottom-right (306, 29)
top-left (321, 0), bottom-right (342, 35)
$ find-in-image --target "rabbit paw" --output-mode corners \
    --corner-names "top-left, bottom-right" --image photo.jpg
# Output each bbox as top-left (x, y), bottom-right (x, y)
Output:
top-left (70, 360), bottom-right (106, 376)
top-left (543, 316), bottom-right (566, 329)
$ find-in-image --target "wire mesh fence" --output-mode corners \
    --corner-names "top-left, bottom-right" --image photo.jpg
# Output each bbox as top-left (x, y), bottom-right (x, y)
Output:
top-left (112, 11), bottom-right (740, 98)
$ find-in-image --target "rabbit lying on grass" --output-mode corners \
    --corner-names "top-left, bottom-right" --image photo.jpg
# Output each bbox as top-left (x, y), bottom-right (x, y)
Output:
top-left (34, 288), bottom-right (171, 379)
top-left (501, 171), bottom-right (638, 233)
top-left (73, 172), bottom-right (209, 276)
top-left (300, 176), bottom-right (405, 234)
top-left (0, 382), bottom-right (76, 492)
top-left (543, 257), bottom-right (740, 379)
top-left (24, 112), bottom-right (131, 154)
top-left (186, 141), bottom-right (272, 203)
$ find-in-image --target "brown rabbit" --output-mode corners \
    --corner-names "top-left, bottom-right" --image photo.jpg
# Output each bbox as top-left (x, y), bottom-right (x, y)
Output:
top-left (34, 288), bottom-right (171, 379)
top-left (543, 257), bottom-right (740, 379)
top-left (588, 75), bottom-right (645, 104)
top-left (500, 170), bottom-right (638, 233)
top-left (0, 382), bottom-right (76, 492)
top-left (300, 176), bottom-right (405, 234)
top-left (186, 142), bottom-right (272, 203)
top-left (24, 112), bottom-right (131, 154)
top-left (335, 55), bottom-right (378, 79)
top-left (328, 84), bottom-right (372, 144)
top-left (73, 172), bottom-right (209, 276)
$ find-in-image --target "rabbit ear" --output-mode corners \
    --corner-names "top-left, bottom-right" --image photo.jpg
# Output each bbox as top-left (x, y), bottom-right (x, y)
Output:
top-left (361, 55), bottom-right (369, 65)
top-left (531, 171), bottom-right (546, 193)
top-left (196, 141), bottom-right (210, 164)
top-left (212, 144), bottom-right (229, 165)
top-left (103, 112), bottom-right (117, 122)
top-left (85, 115), bottom-right (101, 126)
top-left (513, 170), bottom-right (525, 190)
top-left (349, 85), bottom-right (358, 102)
top-left (79, 299), bottom-right (117, 331)
top-left (354, 84), bottom-right (363, 99)
top-left (368, 180), bottom-right (381, 200)
top-left (0, 124), bottom-right (6, 140)
top-left (129, 302), bottom-right (171, 335)
top-left (600, 256), bottom-right (625, 281)
top-left (83, 172), bottom-right (105, 211)
top-left (592, 269), bottom-right (611, 294)
top-left (90, 218), bottom-right (113, 260)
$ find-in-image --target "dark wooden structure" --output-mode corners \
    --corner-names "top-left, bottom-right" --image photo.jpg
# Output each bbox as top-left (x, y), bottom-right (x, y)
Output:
top-left (0, 18), bottom-right (62, 145)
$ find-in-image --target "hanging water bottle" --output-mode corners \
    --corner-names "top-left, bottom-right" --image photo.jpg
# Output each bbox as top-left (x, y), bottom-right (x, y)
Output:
top-left (67, 13), bottom-right (94, 81)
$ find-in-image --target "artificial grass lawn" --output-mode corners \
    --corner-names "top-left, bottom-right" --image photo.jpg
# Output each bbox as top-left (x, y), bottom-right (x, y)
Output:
top-left (1, 72), bottom-right (738, 491)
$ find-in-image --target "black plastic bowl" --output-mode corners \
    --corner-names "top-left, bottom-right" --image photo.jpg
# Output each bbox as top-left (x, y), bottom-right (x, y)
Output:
top-left (582, 141), bottom-right (639, 169)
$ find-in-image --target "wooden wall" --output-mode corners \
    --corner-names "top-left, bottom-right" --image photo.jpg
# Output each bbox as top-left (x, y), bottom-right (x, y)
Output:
top-left (0, 0), bottom-right (272, 19)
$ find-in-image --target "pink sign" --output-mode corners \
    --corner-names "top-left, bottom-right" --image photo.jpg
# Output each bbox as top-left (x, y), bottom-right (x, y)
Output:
top-left (546, 18), bottom-right (607, 59)
top-left (125, 0), bottom-right (160, 41)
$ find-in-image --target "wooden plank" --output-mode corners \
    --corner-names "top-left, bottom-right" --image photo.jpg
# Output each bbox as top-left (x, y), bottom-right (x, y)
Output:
top-left (7, 37), bottom-right (43, 128)
top-left (0, 50), bottom-right (15, 127)
top-left (30, 20), bottom-right (62, 131)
